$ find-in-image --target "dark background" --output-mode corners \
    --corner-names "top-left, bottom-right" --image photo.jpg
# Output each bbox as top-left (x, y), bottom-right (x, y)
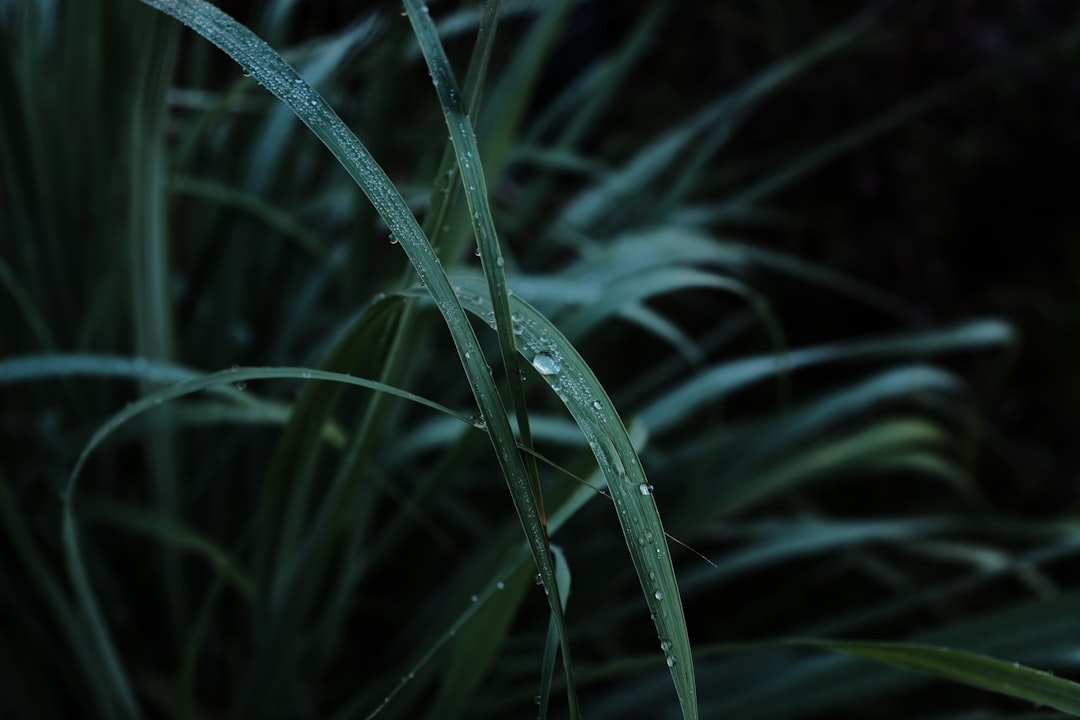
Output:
top-left (562, 0), bottom-right (1080, 516)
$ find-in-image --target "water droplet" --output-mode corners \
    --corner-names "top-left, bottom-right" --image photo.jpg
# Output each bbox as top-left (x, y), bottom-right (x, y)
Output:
top-left (639, 483), bottom-right (653, 496)
top-left (531, 351), bottom-right (560, 376)
top-left (666, 656), bottom-right (676, 668)
top-left (388, 233), bottom-right (397, 244)
top-left (592, 400), bottom-right (603, 410)
top-left (474, 246), bottom-right (481, 257)
top-left (495, 256), bottom-right (504, 267)
top-left (236, 382), bottom-right (247, 391)
top-left (654, 590), bottom-right (664, 601)
top-left (534, 696), bottom-right (542, 706)
top-left (534, 573), bottom-right (543, 586)
top-left (301, 370), bottom-right (312, 379)
top-left (471, 594), bottom-right (479, 603)
top-left (660, 640), bottom-right (672, 652)
top-left (464, 350), bottom-right (472, 359)
top-left (496, 581), bottom-right (505, 590)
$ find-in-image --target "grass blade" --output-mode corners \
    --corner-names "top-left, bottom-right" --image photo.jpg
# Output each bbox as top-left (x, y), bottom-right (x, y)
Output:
top-left (641, 319), bottom-right (1013, 435)
top-left (797, 640), bottom-right (1080, 716)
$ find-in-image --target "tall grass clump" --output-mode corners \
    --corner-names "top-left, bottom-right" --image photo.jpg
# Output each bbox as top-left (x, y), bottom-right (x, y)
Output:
top-left (2, 1), bottom-right (1079, 719)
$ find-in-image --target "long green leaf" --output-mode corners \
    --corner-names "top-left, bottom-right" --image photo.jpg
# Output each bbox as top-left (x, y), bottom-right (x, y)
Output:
top-left (797, 640), bottom-right (1080, 716)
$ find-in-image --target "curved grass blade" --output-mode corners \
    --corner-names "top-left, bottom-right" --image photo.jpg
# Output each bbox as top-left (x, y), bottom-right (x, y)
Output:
top-left (452, 275), bottom-right (699, 718)
top-left (576, 228), bottom-right (913, 321)
top-left (0, 352), bottom-right (209, 385)
top-left (403, 0), bottom-right (545, 543)
top-left (66, 365), bottom-right (475, 487)
top-left (0, 351), bottom-right (346, 440)
top-left (793, 640), bottom-right (1080, 717)
top-left (561, 266), bottom-right (757, 339)
top-left (717, 417), bottom-right (957, 515)
top-left (641, 318), bottom-right (1013, 435)
top-left (131, 2), bottom-right (579, 713)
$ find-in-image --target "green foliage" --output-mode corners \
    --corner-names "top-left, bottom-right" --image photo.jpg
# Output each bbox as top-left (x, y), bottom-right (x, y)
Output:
top-left (1, 1), bottom-right (1076, 719)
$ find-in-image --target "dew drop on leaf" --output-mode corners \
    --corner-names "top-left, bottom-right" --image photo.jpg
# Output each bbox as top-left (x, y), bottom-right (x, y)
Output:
top-left (531, 351), bottom-right (560, 376)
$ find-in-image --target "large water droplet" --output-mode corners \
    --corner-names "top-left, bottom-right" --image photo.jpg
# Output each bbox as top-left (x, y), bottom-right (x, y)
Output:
top-left (666, 656), bottom-right (677, 668)
top-left (654, 590), bottom-right (664, 601)
top-left (531, 351), bottom-right (560, 376)
top-left (660, 639), bottom-right (672, 653)
top-left (639, 483), bottom-right (652, 496)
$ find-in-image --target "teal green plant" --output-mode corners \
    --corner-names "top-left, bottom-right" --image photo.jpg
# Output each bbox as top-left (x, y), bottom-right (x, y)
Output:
top-left (3, 1), bottom-right (1079, 719)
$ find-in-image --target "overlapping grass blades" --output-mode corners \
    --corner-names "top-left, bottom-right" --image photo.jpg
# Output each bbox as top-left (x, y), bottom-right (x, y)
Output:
top-left (451, 274), bottom-right (697, 713)
top-left (131, 0), bottom-right (692, 715)
top-left (402, 0), bottom-right (544, 563)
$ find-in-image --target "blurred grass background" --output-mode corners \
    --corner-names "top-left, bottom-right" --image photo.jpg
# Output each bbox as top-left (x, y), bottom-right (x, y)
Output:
top-left (2, 1), bottom-right (1080, 718)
